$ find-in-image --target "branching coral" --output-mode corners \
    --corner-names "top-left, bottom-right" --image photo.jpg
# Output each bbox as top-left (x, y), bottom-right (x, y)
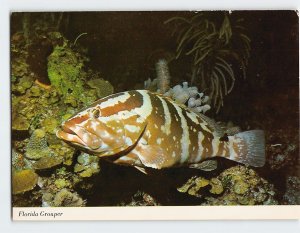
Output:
top-left (155, 59), bottom-right (171, 94)
top-left (145, 59), bottom-right (211, 114)
top-left (165, 12), bottom-right (251, 112)
top-left (165, 82), bottom-right (211, 114)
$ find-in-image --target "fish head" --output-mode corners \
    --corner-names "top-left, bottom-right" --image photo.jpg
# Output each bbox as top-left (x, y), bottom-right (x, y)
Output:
top-left (56, 106), bottom-right (126, 156)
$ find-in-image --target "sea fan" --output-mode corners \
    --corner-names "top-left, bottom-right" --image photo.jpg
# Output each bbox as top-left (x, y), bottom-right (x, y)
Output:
top-left (165, 12), bottom-right (251, 112)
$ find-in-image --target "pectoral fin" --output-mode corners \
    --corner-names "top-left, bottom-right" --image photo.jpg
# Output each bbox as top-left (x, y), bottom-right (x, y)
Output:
top-left (134, 166), bottom-right (149, 175)
top-left (134, 144), bottom-right (169, 169)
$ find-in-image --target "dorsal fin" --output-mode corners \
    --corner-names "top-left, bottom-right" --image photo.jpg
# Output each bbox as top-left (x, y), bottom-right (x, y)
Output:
top-left (197, 113), bottom-right (224, 137)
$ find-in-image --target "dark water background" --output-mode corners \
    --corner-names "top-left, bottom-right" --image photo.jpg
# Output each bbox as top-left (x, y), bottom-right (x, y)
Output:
top-left (11, 11), bottom-right (299, 206)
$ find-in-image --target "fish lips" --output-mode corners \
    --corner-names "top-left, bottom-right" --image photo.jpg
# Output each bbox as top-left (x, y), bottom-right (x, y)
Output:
top-left (56, 123), bottom-right (102, 150)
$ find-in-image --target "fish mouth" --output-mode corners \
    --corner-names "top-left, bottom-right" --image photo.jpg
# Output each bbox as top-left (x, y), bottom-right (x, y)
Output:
top-left (56, 123), bottom-right (102, 150)
top-left (56, 127), bottom-right (87, 148)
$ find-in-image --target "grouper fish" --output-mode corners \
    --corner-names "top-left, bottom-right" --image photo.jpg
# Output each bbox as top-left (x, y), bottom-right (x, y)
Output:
top-left (56, 90), bottom-right (265, 172)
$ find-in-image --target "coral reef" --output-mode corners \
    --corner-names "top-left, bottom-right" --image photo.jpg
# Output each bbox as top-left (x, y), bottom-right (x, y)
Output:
top-left (178, 166), bottom-right (278, 205)
top-left (38, 167), bottom-right (86, 207)
top-left (11, 20), bottom-right (114, 207)
top-left (11, 13), bottom-right (298, 208)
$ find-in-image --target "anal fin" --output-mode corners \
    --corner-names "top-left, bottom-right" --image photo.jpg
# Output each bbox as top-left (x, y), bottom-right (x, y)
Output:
top-left (197, 113), bottom-right (224, 137)
top-left (189, 160), bottom-right (218, 171)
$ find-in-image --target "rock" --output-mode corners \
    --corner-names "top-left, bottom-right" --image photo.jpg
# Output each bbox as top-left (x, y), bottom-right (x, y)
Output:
top-left (14, 76), bottom-right (33, 94)
top-left (43, 188), bottom-right (86, 207)
top-left (12, 169), bottom-right (38, 194)
top-left (30, 85), bottom-right (42, 97)
top-left (87, 78), bottom-right (114, 98)
top-left (283, 176), bottom-right (300, 205)
top-left (74, 153), bottom-right (100, 178)
top-left (41, 118), bottom-right (58, 134)
top-left (33, 156), bottom-right (63, 170)
top-left (209, 178), bottom-right (224, 194)
top-left (12, 114), bottom-right (30, 132)
top-left (49, 143), bottom-right (76, 166)
top-left (177, 176), bottom-right (209, 198)
top-left (233, 181), bottom-right (249, 195)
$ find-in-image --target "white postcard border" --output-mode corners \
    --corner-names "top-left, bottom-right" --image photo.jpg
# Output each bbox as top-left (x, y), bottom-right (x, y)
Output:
top-left (13, 206), bottom-right (300, 221)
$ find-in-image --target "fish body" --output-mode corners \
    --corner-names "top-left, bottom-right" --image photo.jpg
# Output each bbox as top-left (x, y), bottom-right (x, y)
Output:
top-left (56, 90), bottom-right (265, 170)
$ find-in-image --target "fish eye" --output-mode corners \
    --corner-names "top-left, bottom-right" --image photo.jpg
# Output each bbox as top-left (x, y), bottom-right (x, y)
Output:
top-left (92, 108), bottom-right (100, 118)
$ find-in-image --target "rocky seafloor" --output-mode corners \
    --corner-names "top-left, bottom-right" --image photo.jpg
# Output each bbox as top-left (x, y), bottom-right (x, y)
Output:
top-left (11, 21), bottom-right (299, 207)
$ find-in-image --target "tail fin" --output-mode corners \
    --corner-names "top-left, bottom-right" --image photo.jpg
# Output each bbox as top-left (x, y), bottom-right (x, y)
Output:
top-left (230, 130), bottom-right (265, 167)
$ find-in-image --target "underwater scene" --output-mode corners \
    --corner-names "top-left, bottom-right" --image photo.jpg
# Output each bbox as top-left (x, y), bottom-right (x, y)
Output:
top-left (11, 11), bottom-right (299, 207)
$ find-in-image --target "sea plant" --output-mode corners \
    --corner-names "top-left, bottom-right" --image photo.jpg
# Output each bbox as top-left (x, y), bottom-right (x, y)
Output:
top-left (165, 12), bottom-right (251, 112)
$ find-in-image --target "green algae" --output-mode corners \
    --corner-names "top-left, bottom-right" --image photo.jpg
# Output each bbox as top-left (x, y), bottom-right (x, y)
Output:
top-left (41, 118), bottom-right (58, 134)
top-left (47, 45), bottom-right (86, 106)
top-left (14, 76), bottom-right (33, 94)
top-left (29, 85), bottom-right (42, 97)
top-left (54, 178), bottom-right (71, 189)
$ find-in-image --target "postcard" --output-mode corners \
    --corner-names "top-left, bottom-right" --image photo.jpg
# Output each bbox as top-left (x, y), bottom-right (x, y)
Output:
top-left (11, 11), bottom-right (300, 220)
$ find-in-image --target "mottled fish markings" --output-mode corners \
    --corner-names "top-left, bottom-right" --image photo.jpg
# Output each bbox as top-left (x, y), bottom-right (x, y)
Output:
top-left (57, 90), bottom-right (266, 172)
